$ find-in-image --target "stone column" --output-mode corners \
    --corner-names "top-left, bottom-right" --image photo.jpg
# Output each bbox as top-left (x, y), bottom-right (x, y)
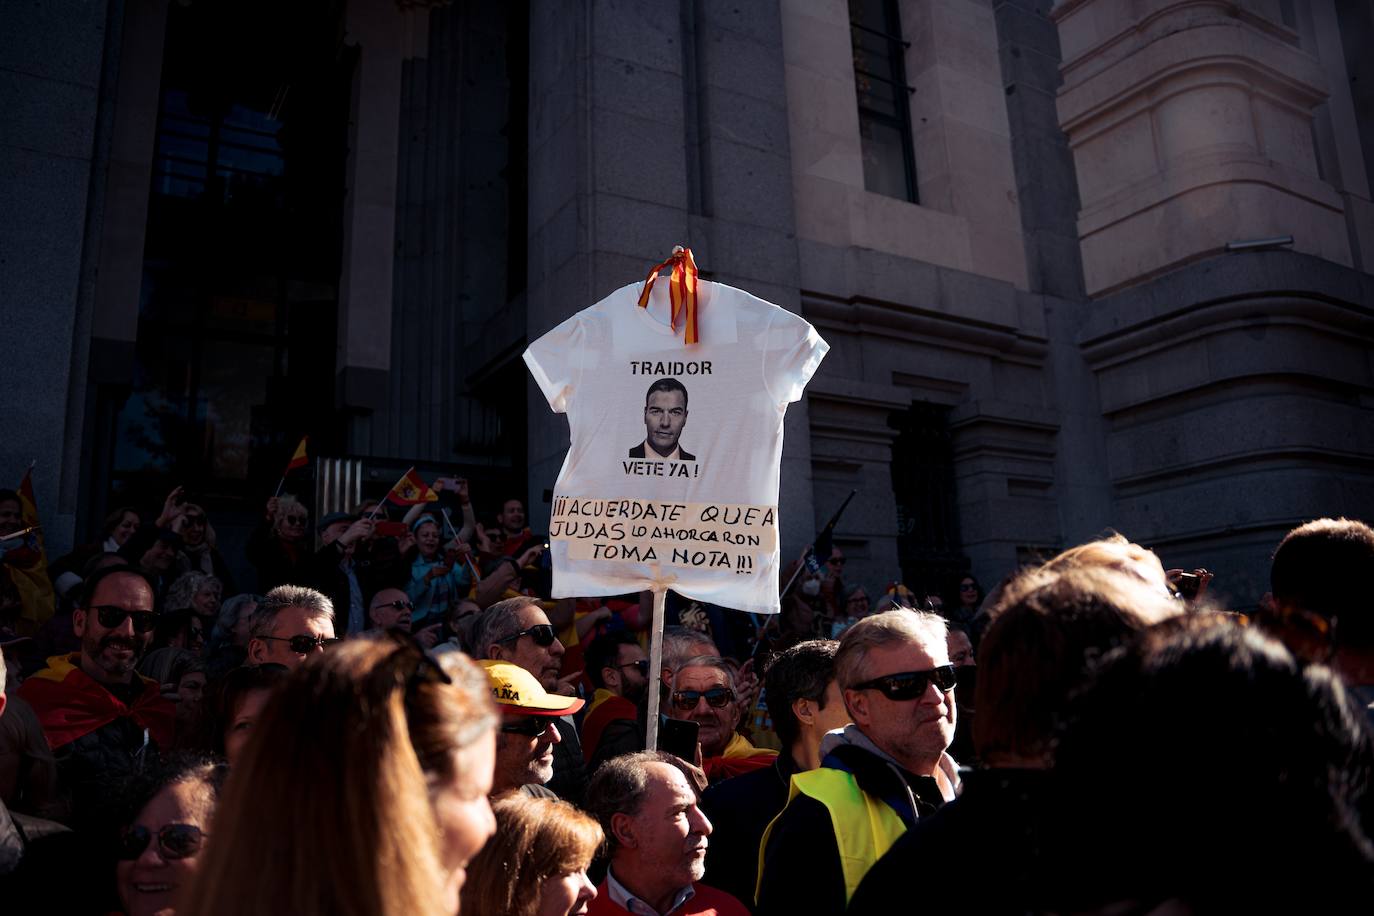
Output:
top-left (1054, 0), bottom-right (1353, 295)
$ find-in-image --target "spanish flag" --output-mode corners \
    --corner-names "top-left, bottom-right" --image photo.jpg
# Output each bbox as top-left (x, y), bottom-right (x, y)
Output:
top-left (20, 654), bottom-right (174, 750)
top-left (387, 468), bottom-right (439, 506)
top-left (7, 466), bottom-right (54, 633)
top-left (284, 436), bottom-right (309, 474)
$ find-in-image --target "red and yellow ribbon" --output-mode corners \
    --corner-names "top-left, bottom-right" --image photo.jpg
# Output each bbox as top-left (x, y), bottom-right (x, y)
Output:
top-left (637, 245), bottom-right (700, 345)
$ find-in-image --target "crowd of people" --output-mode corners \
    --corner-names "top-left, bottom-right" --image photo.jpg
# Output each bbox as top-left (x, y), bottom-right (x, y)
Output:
top-left (1, 477), bottom-right (1372, 914)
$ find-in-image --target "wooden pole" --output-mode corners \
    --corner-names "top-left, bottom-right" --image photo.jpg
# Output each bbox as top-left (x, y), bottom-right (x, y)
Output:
top-left (645, 587), bottom-right (668, 750)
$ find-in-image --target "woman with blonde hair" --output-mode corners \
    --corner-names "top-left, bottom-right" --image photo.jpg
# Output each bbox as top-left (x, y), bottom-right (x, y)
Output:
top-left (1038, 532), bottom-right (1173, 599)
top-left (181, 634), bottom-right (499, 916)
top-left (461, 794), bottom-right (603, 916)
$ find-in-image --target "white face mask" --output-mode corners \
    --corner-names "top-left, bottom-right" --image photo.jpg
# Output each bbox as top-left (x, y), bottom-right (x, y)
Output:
top-left (801, 578), bottom-right (821, 597)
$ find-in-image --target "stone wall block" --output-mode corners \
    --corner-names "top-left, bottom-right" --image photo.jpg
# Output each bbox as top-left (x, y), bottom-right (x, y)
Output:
top-left (590, 106), bottom-right (690, 206)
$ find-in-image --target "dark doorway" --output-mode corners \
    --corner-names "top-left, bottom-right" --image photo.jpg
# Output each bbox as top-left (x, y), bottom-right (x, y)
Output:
top-left (889, 402), bottom-right (968, 600)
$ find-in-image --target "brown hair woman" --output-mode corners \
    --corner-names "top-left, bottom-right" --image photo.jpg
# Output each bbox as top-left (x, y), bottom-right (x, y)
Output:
top-left (460, 794), bottom-right (604, 916)
top-left (181, 635), bottom-right (498, 916)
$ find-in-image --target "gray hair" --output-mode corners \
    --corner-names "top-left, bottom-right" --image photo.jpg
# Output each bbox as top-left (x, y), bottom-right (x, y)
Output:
top-left (670, 655), bottom-right (735, 693)
top-left (250, 585), bottom-right (334, 639)
top-left (213, 593), bottom-right (259, 644)
top-left (585, 750), bottom-right (695, 855)
top-left (661, 626), bottom-right (718, 673)
top-left (468, 597), bottom-right (540, 659)
top-left (165, 571), bottom-right (221, 614)
top-left (835, 608), bottom-right (948, 690)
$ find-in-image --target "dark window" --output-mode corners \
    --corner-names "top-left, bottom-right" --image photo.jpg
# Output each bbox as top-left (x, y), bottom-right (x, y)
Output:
top-left (109, 0), bottom-right (351, 536)
top-left (849, 0), bottom-right (917, 202)
top-left (890, 402), bottom-right (966, 599)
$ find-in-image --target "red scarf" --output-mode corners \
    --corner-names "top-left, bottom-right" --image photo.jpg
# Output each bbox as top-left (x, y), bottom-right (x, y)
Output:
top-left (18, 654), bottom-right (175, 750)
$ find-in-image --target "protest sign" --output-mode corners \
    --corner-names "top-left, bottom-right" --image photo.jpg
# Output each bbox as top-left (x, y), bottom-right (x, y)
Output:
top-left (524, 249), bottom-right (829, 745)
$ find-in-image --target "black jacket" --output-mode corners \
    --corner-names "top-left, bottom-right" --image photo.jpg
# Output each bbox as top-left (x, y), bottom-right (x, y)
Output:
top-left (849, 768), bottom-right (1055, 916)
top-left (548, 717), bottom-right (586, 806)
top-left (700, 751), bottom-right (802, 911)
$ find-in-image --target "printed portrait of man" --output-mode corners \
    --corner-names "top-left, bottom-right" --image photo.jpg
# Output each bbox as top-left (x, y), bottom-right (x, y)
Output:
top-left (629, 377), bottom-right (696, 461)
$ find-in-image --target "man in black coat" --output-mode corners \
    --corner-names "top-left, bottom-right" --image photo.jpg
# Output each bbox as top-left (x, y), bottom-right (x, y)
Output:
top-left (700, 640), bottom-right (848, 911)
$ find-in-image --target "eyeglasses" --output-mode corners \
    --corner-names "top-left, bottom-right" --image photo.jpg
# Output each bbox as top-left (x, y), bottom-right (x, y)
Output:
top-left (260, 634), bottom-right (340, 654)
top-left (853, 665), bottom-right (958, 700)
top-left (371, 599), bottom-right (414, 613)
top-left (617, 659), bottom-right (650, 676)
top-left (182, 515), bottom-right (207, 527)
top-left (671, 686), bottom-right (735, 711)
top-left (828, 557), bottom-right (845, 566)
top-left (88, 605), bottom-right (158, 633)
top-left (497, 624), bottom-right (556, 647)
top-left (117, 823), bottom-right (207, 861)
top-left (283, 515), bottom-right (308, 525)
top-left (500, 714), bottom-right (557, 737)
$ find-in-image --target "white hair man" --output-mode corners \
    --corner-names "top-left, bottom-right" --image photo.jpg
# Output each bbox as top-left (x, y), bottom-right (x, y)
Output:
top-left (756, 609), bottom-right (959, 915)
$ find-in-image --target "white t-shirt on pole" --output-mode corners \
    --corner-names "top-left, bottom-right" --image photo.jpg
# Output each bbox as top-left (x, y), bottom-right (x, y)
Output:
top-left (523, 279), bottom-right (828, 614)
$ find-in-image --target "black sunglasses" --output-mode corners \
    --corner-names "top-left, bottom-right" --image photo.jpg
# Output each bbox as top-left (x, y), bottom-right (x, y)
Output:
top-left (117, 823), bottom-right (206, 861)
top-left (853, 665), bottom-right (958, 700)
top-left (89, 605), bottom-right (158, 634)
top-left (617, 659), bottom-right (650, 676)
top-left (372, 599), bottom-right (415, 612)
top-left (497, 624), bottom-right (556, 647)
top-left (671, 686), bottom-right (735, 711)
top-left (500, 714), bottom-right (558, 737)
top-left (260, 634), bottom-right (341, 654)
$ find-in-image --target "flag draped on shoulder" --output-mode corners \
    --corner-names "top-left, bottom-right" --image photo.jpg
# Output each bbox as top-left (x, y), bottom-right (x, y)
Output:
top-left (387, 468), bottom-right (439, 506)
top-left (19, 653), bottom-right (175, 750)
top-left (4, 466), bottom-right (54, 633)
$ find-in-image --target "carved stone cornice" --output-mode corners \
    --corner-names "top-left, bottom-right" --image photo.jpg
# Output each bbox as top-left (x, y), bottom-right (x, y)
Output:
top-left (802, 295), bottom-right (1049, 366)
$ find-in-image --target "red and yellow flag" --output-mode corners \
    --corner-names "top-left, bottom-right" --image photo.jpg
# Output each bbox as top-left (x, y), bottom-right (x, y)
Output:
top-left (7, 466), bottom-right (54, 633)
top-left (387, 468), bottom-right (439, 506)
top-left (20, 653), bottom-right (174, 750)
top-left (284, 436), bottom-right (309, 474)
top-left (637, 245), bottom-right (700, 345)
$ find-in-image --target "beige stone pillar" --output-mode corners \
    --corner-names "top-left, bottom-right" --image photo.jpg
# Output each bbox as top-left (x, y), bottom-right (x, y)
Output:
top-left (1054, 0), bottom-right (1354, 295)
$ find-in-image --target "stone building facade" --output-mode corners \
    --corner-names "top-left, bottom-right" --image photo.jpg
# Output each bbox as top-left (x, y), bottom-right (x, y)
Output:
top-left (2, 0), bottom-right (1372, 608)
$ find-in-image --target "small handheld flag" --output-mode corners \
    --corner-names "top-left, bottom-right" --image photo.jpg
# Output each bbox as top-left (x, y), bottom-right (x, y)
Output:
top-left (387, 468), bottom-right (440, 506)
top-left (274, 436), bottom-right (310, 497)
top-left (286, 436), bottom-right (309, 472)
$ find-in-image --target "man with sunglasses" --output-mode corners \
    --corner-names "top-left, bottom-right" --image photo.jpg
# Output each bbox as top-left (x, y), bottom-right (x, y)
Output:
top-left (365, 587), bottom-right (414, 633)
top-left (756, 610), bottom-right (959, 916)
top-left (246, 585), bottom-right (338, 670)
top-left (667, 657), bottom-right (777, 784)
top-left (582, 632), bottom-right (649, 768)
top-left (479, 659), bottom-right (584, 798)
top-left (19, 566), bottom-right (175, 830)
top-left (475, 597), bottom-right (587, 801)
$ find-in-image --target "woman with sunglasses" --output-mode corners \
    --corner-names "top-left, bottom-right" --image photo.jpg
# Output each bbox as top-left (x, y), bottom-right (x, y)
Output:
top-left (115, 754), bottom-right (227, 916)
top-left (181, 634), bottom-right (499, 916)
top-left (245, 495), bottom-right (314, 594)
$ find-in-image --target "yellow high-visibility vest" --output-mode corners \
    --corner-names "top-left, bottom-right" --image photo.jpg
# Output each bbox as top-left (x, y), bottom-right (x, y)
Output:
top-left (755, 767), bottom-right (908, 905)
